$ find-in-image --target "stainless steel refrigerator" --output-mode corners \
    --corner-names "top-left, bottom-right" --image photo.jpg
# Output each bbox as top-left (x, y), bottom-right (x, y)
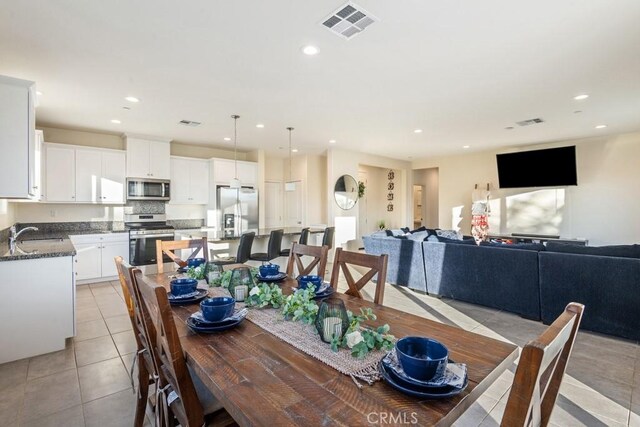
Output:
top-left (217, 186), bottom-right (259, 235)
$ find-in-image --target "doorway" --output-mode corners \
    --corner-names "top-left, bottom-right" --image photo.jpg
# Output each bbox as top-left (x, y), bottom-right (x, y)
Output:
top-left (413, 185), bottom-right (423, 229)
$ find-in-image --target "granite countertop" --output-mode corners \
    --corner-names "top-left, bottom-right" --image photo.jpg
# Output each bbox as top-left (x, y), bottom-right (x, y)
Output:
top-left (175, 227), bottom-right (325, 241)
top-left (0, 237), bottom-right (76, 261)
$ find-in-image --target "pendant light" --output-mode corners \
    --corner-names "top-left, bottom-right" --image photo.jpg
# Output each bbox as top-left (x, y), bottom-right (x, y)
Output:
top-left (285, 127), bottom-right (296, 192)
top-left (230, 114), bottom-right (241, 189)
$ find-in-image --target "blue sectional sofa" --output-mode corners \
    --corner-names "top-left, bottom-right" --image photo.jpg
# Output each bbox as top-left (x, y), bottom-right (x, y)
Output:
top-left (364, 231), bottom-right (640, 340)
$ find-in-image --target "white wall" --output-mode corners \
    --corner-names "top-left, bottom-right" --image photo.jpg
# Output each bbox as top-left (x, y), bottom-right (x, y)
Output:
top-left (412, 132), bottom-right (640, 245)
top-left (327, 148), bottom-right (411, 248)
top-left (15, 203), bottom-right (125, 223)
top-left (0, 200), bottom-right (15, 229)
top-left (358, 165), bottom-right (404, 233)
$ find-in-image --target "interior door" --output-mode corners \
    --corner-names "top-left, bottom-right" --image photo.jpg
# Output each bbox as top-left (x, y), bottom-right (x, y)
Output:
top-left (264, 181), bottom-right (283, 228)
top-left (284, 181), bottom-right (303, 227)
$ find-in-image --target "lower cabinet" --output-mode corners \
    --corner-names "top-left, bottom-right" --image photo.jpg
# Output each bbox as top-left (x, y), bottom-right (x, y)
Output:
top-left (70, 233), bottom-right (129, 282)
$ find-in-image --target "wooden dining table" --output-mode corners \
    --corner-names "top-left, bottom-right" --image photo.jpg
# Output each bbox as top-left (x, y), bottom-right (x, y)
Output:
top-left (150, 270), bottom-right (519, 426)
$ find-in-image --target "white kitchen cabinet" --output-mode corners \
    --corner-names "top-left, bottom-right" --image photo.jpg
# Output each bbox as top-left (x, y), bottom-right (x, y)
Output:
top-left (125, 136), bottom-right (171, 179)
top-left (0, 75), bottom-right (38, 199)
top-left (212, 159), bottom-right (257, 185)
top-left (32, 130), bottom-right (44, 201)
top-left (70, 233), bottom-right (129, 282)
top-left (0, 256), bottom-right (75, 363)
top-left (75, 148), bottom-right (125, 203)
top-left (45, 145), bottom-right (76, 202)
top-left (170, 156), bottom-right (209, 204)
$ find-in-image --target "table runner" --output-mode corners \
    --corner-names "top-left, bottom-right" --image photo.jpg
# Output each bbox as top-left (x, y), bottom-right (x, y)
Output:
top-left (207, 287), bottom-right (385, 387)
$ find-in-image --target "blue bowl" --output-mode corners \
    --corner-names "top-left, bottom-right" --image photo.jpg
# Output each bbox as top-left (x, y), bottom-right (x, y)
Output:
top-left (170, 278), bottom-right (198, 296)
top-left (298, 275), bottom-right (323, 291)
top-left (259, 264), bottom-right (280, 277)
top-left (200, 297), bottom-right (235, 322)
top-left (187, 258), bottom-right (206, 268)
top-left (396, 337), bottom-right (448, 381)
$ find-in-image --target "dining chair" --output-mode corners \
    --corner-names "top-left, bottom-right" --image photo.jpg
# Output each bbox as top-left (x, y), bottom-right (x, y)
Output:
top-left (156, 238), bottom-right (208, 273)
top-left (249, 229), bottom-right (284, 262)
top-left (322, 226), bottom-right (335, 249)
top-left (501, 302), bottom-right (585, 427)
top-left (132, 269), bottom-right (234, 427)
top-left (329, 248), bottom-right (388, 305)
top-left (280, 227), bottom-right (310, 257)
top-left (212, 231), bottom-right (255, 265)
top-left (114, 256), bottom-right (157, 427)
top-left (285, 243), bottom-right (329, 278)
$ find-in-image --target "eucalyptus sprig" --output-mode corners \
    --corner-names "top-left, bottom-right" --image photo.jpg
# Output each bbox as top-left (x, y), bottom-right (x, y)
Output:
top-left (245, 283), bottom-right (285, 308)
top-left (186, 265), bottom-right (205, 280)
top-left (281, 286), bottom-right (319, 324)
top-left (330, 307), bottom-right (395, 359)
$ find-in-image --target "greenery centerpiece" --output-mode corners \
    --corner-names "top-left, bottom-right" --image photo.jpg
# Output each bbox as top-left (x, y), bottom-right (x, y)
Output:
top-left (331, 308), bottom-right (395, 359)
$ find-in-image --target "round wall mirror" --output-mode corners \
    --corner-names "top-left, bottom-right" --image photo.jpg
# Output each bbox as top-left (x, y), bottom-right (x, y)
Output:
top-left (334, 175), bottom-right (358, 210)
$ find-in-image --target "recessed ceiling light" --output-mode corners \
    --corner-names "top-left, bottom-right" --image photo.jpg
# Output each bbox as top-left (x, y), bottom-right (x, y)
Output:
top-left (36, 91), bottom-right (43, 96)
top-left (463, 145), bottom-right (470, 149)
top-left (505, 126), bottom-right (514, 130)
top-left (302, 45), bottom-right (319, 56)
top-left (329, 139), bottom-right (336, 144)
top-left (111, 119), bottom-right (121, 124)
top-left (595, 124), bottom-right (607, 129)
top-left (413, 129), bottom-right (423, 134)
top-left (291, 148), bottom-right (299, 153)
top-left (223, 137), bottom-right (231, 141)
top-left (574, 94), bottom-right (589, 100)
top-left (125, 96), bottom-right (140, 103)
top-left (256, 124), bottom-right (264, 128)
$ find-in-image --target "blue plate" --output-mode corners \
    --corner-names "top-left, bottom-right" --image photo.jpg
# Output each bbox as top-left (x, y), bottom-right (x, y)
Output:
top-left (313, 286), bottom-right (335, 300)
top-left (186, 316), bottom-right (244, 333)
top-left (379, 361), bottom-right (468, 399)
top-left (256, 272), bottom-right (288, 283)
top-left (167, 289), bottom-right (208, 305)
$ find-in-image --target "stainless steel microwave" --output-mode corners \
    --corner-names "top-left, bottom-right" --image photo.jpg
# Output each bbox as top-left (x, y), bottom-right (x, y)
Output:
top-left (126, 178), bottom-right (171, 201)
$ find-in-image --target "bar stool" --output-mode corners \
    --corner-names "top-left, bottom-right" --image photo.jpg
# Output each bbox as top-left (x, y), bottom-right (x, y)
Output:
top-left (322, 226), bottom-right (335, 249)
top-left (250, 229), bottom-right (284, 263)
top-left (280, 227), bottom-right (310, 257)
top-left (211, 232), bottom-right (255, 265)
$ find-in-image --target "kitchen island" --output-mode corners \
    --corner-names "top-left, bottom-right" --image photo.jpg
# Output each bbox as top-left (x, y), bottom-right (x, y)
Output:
top-left (174, 227), bottom-right (325, 242)
top-left (0, 236), bottom-right (76, 363)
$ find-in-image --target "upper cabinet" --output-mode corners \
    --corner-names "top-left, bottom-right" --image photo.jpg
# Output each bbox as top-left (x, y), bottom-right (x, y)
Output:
top-left (44, 143), bottom-right (125, 204)
top-left (125, 136), bottom-right (170, 179)
top-left (212, 159), bottom-right (257, 186)
top-left (170, 157), bottom-right (209, 204)
top-left (0, 75), bottom-right (38, 199)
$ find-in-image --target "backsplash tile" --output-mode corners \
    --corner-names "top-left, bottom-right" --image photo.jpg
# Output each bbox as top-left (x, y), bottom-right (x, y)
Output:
top-left (167, 219), bottom-right (205, 230)
top-left (125, 201), bottom-right (165, 215)
top-left (16, 221), bottom-right (126, 234)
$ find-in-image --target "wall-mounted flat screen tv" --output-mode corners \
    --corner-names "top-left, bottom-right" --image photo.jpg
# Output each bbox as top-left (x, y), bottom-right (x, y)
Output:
top-left (496, 146), bottom-right (577, 188)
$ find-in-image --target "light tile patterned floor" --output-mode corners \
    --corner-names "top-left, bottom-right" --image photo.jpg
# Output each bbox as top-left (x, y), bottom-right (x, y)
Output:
top-left (1, 266), bottom-right (638, 426)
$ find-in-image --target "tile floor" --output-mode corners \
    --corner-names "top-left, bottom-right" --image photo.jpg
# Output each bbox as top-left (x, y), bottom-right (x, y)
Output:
top-left (1, 272), bottom-right (638, 426)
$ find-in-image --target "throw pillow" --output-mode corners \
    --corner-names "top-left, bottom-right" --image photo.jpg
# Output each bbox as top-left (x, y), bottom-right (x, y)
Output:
top-left (410, 226), bottom-right (427, 234)
top-left (436, 229), bottom-right (463, 240)
top-left (401, 227), bottom-right (410, 234)
top-left (545, 241), bottom-right (640, 259)
top-left (407, 230), bottom-right (429, 241)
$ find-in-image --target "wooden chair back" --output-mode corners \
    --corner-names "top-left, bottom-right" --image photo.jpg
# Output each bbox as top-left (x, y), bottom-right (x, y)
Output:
top-left (285, 243), bottom-right (329, 278)
top-left (329, 248), bottom-right (388, 305)
top-left (501, 302), bottom-right (585, 427)
top-left (132, 270), bottom-right (205, 426)
top-left (156, 238), bottom-right (208, 273)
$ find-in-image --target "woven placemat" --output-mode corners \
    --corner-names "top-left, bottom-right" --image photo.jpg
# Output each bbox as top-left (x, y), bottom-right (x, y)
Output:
top-left (208, 287), bottom-right (384, 386)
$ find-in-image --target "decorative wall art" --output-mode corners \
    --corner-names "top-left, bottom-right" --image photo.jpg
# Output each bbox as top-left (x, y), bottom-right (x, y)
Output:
top-left (387, 192), bottom-right (394, 201)
top-left (387, 169), bottom-right (395, 212)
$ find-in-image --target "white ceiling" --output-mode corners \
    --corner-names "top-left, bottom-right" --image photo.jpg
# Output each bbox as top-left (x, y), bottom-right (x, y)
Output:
top-left (1, 0), bottom-right (639, 159)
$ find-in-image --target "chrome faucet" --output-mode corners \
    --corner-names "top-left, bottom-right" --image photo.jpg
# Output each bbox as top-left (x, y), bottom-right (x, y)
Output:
top-left (9, 225), bottom-right (39, 251)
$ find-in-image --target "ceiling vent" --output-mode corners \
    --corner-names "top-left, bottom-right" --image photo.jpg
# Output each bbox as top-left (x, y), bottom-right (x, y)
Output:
top-left (516, 118), bottom-right (545, 127)
top-left (178, 120), bottom-right (201, 127)
top-left (321, 2), bottom-right (378, 40)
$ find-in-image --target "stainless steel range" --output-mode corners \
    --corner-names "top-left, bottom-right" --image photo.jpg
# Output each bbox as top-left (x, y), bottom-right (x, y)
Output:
top-left (125, 214), bottom-right (175, 266)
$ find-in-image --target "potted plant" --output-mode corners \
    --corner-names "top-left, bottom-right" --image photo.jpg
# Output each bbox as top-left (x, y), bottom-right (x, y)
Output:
top-left (357, 181), bottom-right (366, 199)
top-left (377, 220), bottom-right (386, 231)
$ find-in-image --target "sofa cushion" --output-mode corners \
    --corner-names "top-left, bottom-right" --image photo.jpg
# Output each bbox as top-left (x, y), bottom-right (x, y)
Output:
top-left (407, 230), bottom-right (429, 241)
top-left (434, 236), bottom-right (476, 245)
top-left (436, 229), bottom-right (462, 240)
top-left (546, 241), bottom-right (640, 259)
top-left (480, 241), bottom-right (546, 251)
top-left (385, 229), bottom-right (405, 237)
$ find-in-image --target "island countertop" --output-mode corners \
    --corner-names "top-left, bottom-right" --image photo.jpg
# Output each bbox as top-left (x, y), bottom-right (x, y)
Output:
top-left (174, 227), bottom-right (325, 241)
